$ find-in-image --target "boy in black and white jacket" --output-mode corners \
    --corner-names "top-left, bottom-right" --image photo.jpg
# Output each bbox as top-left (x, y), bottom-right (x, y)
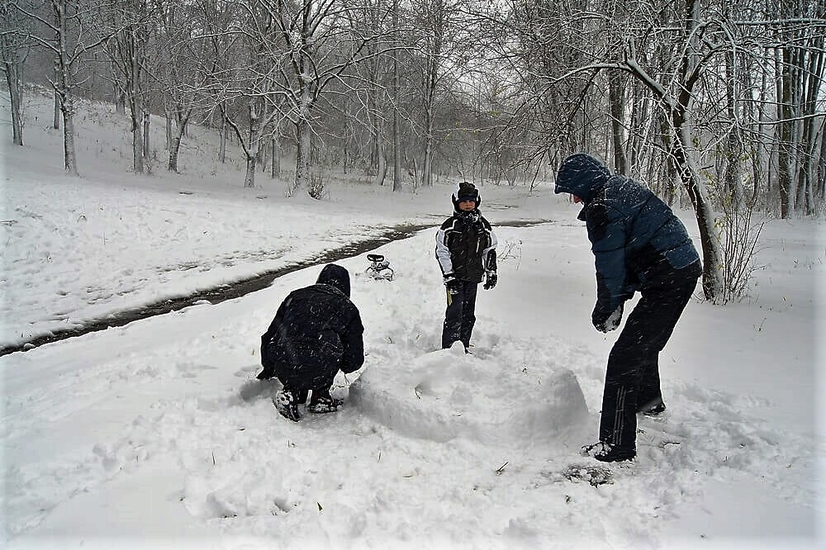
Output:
top-left (435, 182), bottom-right (498, 351)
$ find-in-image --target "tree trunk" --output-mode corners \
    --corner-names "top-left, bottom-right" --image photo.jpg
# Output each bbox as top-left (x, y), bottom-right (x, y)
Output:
top-left (392, 0), bottom-right (401, 192)
top-left (271, 136), bottom-right (281, 179)
top-left (53, 89), bottom-right (60, 130)
top-left (723, 50), bottom-right (745, 209)
top-left (671, 108), bottom-right (723, 301)
top-left (130, 107), bottom-right (144, 174)
top-left (608, 72), bottom-right (626, 174)
top-left (143, 112), bottom-right (150, 160)
top-left (165, 110), bottom-right (173, 151)
top-left (373, 144), bottom-right (387, 187)
top-left (169, 135), bottom-right (181, 173)
top-left (219, 111), bottom-right (227, 164)
top-left (167, 107), bottom-right (192, 173)
top-left (817, 120), bottom-right (826, 203)
top-left (244, 101), bottom-right (261, 189)
top-left (3, 54), bottom-right (24, 146)
top-left (60, 93), bottom-right (79, 175)
top-left (295, 116), bottom-right (311, 191)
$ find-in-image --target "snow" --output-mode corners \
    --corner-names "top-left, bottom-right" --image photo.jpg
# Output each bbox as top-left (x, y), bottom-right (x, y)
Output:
top-left (1, 89), bottom-right (824, 549)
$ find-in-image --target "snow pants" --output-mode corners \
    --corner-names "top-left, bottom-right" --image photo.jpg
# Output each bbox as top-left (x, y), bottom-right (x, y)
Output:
top-left (598, 262), bottom-right (701, 451)
top-left (442, 280), bottom-right (479, 349)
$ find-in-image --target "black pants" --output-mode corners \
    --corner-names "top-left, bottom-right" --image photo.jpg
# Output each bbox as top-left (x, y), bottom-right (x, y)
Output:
top-left (272, 362), bottom-right (337, 394)
top-left (442, 280), bottom-right (479, 349)
top-left (598, 263), bottom-right (700, 450)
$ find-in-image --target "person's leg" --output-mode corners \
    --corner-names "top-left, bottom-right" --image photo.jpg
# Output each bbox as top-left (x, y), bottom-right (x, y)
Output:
top-left (442, 284), bottom-right (465, 349)
top-left (308, 370), bottom-right (341, 413)
top-left (597, 342), bottom-right (639, 455)
top-left (308, 386), bottom-right (343, 413)
top-left (636, 275), bottom-right (698, 412)
top-left (294, 388), bottom-right (309, 405)
top-left (459, 282), bottom-right (478, 348)
top-left (597, 273), bottom-right (698, 453)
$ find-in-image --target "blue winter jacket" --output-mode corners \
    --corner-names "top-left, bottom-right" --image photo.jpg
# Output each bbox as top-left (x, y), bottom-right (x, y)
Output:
top-left (554, 153), bottom-right (700, 325)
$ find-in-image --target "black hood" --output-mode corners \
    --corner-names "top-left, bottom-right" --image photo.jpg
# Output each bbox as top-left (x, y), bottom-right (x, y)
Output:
top-left (554, 153), bottom-right (612, 202)
top-left (316, 263), bottom-right (351, 297)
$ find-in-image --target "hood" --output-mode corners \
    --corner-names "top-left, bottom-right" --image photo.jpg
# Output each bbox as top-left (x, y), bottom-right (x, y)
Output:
top-left (554, 153), bottom-right (612, 202)
top-left (316, 263), bottom-right (351, 297)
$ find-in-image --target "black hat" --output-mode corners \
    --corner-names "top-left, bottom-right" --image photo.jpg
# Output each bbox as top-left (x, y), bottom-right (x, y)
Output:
top-left (452, 181), bottom-right (480, 211)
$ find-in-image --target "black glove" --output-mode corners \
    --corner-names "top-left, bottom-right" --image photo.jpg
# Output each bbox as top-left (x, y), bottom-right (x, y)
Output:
top-left (483, 271), bottom-right (497, 290)
top-left (443, 273), bottom-right (461, 294)
top-left (594, 303), bottom-right (623, 333)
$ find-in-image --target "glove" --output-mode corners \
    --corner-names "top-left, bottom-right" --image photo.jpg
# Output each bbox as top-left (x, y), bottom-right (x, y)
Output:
top-left (443, 274), bottom-right (461, 294)
top-left (483, 271), bottom-right (497, 290)
top-left (594, 303), bottom-right (623, 333)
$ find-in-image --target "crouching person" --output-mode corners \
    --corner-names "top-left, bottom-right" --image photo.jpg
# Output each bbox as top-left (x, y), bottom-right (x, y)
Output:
top-left (257, 264), bottom-right (365, 422)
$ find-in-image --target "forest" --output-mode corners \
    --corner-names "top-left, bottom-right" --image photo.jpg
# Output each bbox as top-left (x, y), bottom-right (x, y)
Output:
top-left (2, 0), bottom-right (825, 303)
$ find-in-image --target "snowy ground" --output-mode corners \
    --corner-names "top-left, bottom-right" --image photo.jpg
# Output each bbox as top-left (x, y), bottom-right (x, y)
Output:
top-left (1, 89), bottom-right (824, 549)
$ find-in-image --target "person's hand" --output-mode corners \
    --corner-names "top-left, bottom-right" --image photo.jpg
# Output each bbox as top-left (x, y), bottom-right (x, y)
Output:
top-left (483, 271), bottom-right (497, 290)
top-left (443, 274), bottom-right (461, 294)
top-left (594, 304), bottom-right (623, 333)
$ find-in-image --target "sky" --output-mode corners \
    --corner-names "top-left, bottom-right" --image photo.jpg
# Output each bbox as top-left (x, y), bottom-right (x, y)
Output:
top-left (1, 88), bottom-right (824, 550)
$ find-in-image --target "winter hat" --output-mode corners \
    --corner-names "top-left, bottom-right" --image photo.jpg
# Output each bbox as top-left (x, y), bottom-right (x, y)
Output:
top-left (451, 181), bottom-right (481, 211)
top-left (316, 263), bottom-right (351, 297)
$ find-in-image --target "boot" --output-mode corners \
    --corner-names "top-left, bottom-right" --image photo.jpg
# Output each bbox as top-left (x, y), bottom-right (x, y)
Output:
top-left (581, 441), bottom-right (636, 463)
top-left (274, 388), bottom-right (301, 422)
top-left (308, 388), bottom-right (343, 414)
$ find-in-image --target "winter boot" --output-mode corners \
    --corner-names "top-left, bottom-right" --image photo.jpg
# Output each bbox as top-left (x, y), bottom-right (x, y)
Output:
top-left (308, 388), bottom-right (343, 414)
top-left (581, 441), bottom-right (636, 463)
top-left (274, 388), bottom-right (301, 422)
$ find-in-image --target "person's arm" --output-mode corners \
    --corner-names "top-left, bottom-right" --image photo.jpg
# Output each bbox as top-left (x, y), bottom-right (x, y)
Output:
top-left (587, 203), bottom-right (629, 328)
top-left (482, 219), bottom-right (497, 271)
top-left (435, 220), bottom-right (455, 276)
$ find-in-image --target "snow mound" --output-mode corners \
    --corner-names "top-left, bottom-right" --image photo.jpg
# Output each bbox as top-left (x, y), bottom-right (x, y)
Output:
top-left (348, 342), bottom-right (590, 446)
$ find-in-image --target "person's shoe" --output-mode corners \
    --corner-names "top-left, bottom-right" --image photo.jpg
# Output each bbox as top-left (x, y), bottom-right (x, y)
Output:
top-left (639, 402), bottom-right (667, 417)
top-left (581, 441), bottom-right (636, 463)
top-left (274, 388), bottom-right (301, 422)
top-left (308, 388), bottom-right (343, 414)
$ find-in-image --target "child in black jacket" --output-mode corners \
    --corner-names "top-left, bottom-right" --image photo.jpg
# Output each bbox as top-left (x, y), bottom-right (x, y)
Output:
top-left (435, 182), bottom-right (498, 351)
top-left (258, 264), bottom-right (364, 421)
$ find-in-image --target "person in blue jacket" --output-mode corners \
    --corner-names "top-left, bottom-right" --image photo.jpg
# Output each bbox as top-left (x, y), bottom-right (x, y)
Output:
top-left (555, 153), bottom-right (702, 462)
top-left (258, 264), bottom-right (364, 422)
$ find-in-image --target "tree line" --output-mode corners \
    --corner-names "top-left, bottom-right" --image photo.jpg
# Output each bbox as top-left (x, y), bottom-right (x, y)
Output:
top-left (2, 0), bottom-right (825, 303)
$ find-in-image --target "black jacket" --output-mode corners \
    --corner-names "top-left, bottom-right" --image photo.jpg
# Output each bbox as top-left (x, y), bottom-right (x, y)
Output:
top-left (435, 210), bottom-right (497, 283)
top-left (258, 264), bottom-right (364, 388)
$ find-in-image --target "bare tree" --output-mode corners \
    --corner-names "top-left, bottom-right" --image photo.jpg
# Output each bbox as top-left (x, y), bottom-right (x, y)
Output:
top-left (407, 0), bottom-right (477, 187)
top-left (101, 0), bottom-right (155, 174)
top-left (0, 0), bottom-right (31, 147)
top-left (245, 0), bottom-right (395, 195)
top-left (15, 0), bottom-right (113, 175)
top-left (779, 0), bottom-right (825, 217)
top-left (152, 0), bottom-right (216, 173)
top-left (483, 0), bottom-right (815, 302)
